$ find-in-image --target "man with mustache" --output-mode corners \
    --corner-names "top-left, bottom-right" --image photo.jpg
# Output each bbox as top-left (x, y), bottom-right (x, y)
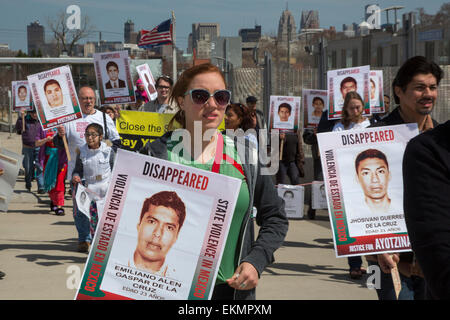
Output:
top-left (368, 56), bottom-right (444, 300)
top-left (132, 191), bottom-right (186, 276)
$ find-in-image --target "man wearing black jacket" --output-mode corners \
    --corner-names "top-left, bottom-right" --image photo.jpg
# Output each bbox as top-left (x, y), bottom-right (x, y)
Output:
top-left (403, 121), bottom-right (450, 299)
top-left (368, 56), bottom-right (444, 300)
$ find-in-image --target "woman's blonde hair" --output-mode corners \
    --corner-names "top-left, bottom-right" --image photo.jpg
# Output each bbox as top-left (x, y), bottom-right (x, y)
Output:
top-left (168, 63), bottom-right (226, 130)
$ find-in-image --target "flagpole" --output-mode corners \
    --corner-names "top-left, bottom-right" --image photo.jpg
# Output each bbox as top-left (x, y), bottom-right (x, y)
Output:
top-left (171, 10), bottom-right (177, 82)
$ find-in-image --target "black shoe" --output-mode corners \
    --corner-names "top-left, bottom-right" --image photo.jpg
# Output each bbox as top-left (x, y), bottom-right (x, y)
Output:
top-left (307, 207), bottom-right (316, 220)
top-left (0, 271), bottom-right (5, 279)
top-left (55, 208), bottom-right (65, 216)
top-left (37, 189), bottom-right (46, 194)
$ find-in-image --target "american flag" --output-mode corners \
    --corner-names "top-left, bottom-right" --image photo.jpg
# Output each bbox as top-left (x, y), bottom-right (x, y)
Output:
top-left (138, 19), bottom-right (173, 49)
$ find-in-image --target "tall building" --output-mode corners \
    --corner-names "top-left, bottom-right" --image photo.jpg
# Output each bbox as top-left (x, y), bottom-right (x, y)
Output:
top-left (27, 21), bottom-right (45, 55)
top-left (192, 23), bottom-right (220, 43)
top-left (239, 25), bottom-right (262, 42)
top-left (300, 10), bottom-right (320, 31)
top-left (191, 23), bottom-right (220, 58)
top-left (124, 19), bottom-right (139, 44)
top-left (277, 9), bottom-right (296, 43)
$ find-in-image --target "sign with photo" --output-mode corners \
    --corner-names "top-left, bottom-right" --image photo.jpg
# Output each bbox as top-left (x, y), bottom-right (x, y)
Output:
top-left (11, 81), bottom-right (33, 112)
top-left (327, 65), bottom-right (370, 120)
top-left (0, 148), bottom-right (23, 212)
top-left (27, 65), bottom-right (82, 130)
top-left (277, 184), bottom-right (304, 219)
top-left (94, 50), bottom-right (136, 105)
top-left (136, 63), bottom-right (158, 101)
top-left (268, 95), bottom-right (301, 133)
top-left (317, 124), bottom-right (419, 257)
top-left (311, 181), bottom-right (327, 210)
top-left (302, 89), bottom-right (328, 128)
top-left (76, 149), bottom-right (241, 300)
top-left (370, 70), bottom-right (385, 114)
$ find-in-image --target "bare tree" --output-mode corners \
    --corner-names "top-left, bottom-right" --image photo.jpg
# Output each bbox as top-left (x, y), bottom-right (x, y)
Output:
top-left (433, 2), bottom-right (450, 25)
top-left (47, 10), bottom-right (94, 56)
top-left (416, 8), bottom-right (435, 26)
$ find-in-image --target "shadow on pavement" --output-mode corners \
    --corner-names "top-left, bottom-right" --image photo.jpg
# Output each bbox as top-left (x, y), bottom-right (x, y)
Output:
top-left (0, 238), bottom-right (88, 266)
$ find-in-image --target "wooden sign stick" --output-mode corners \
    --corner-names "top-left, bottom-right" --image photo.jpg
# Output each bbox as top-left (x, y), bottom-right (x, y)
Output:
top-left (391, 263), bottom-right (402, 299)
top-left (22, 111), bottom-right (25, 132)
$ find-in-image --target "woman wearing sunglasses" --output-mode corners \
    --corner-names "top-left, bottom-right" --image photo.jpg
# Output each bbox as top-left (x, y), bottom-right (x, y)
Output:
top-left (140, 63), bottom-right (288, 300)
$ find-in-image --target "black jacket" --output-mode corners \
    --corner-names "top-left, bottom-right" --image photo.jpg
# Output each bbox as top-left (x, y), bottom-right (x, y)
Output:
top-left (403, 121), bottom-right (450, 299)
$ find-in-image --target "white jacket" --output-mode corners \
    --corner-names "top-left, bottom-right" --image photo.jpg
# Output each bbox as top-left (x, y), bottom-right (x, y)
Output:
top-left (73, 142), bottom-right (114, 200)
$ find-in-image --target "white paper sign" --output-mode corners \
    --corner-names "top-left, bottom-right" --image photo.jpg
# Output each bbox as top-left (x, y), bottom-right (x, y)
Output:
top-left (76, 149), bottom-right (242, 300)
top-left (75, 184), bottom-right (91, 219)
top-left (136, 63), bottom-right (158, 101)
top-left (317, 124), bottom-right (419, 257)
top-left (312, 181), bottom-right (327, 209)
top-left (269, 95), bottom-right (301, 132)
top-left (278, 184), bottom-right (304, 219)
top-left (327, 65), bottom-right (370, 120)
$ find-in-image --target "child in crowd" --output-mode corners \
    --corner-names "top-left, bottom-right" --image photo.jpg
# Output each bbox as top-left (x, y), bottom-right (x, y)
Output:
top-left (42, 128), bottom-right (68, 216)
top-left (72, 123), bottom-right (115, 240)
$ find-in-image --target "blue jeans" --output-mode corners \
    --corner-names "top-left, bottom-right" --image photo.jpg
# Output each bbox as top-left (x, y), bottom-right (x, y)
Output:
top-left (72, 183), bottom-right (92, 243)
top-left (367, 260), bottom-right (425, 300)
top-left (22, 147), bottom-right (44, 190)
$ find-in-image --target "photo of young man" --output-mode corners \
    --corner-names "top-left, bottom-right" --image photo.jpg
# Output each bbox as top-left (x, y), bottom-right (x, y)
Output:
top-left (44, 79), bottom-right (64, 108)
top-left (105, 61), bottom-right (126, 89)
top-left (310, 96), bottom-right (325, 124)
top-left (355, 149), bottom-right (392, 215)
top-left (278, 103), bottom-right (292, 122)
top-left (131, 191), bottom-right (186, 277)
top-left (17, 85), bottom-right (28, 102)
top-left (42, 79), bottom-right (72, 120)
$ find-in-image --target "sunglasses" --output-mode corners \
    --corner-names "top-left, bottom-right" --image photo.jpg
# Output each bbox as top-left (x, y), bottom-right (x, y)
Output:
top-left (184, 89), bottom-right (231, 107)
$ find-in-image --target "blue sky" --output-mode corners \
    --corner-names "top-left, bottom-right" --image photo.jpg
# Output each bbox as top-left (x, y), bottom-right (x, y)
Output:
top-left (0, 0), bottom-right (445, 53)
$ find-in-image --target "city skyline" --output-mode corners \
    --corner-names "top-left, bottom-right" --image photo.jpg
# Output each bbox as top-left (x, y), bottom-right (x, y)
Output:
top-left (0, 0), bottom-right (445, 54)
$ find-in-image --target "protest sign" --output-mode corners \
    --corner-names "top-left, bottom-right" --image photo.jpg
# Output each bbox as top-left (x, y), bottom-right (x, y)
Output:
top-left (0, 148), bottom-right (23, 212)
top-left (370, 70), bottom-right (385, 114)
top-left (11, 81), bottom-right (33, 112)
top-left (136, 63), bottom-right (158, 101)
top-left (116, 110), bottom-right (225, 152)
top-left (94, 50), bottom-right (136, 105)
top-left (317, 124), bottom-right (419, 257)
top-left (75, 184), bottom-right (92, 219)
top-left (27, 65), bottom-right (82, 130)
top-left (311, 181), bottom-right (327, 210)
top-left (277, 184), bottom-right (304, 219)
top-left (116, 111), bottom-right (173, 151)
top-left (76, 149), bottom-right (241, 300)
top-left (327, 65), bottom-right (370, 120)
top-left (268, 95), bottom-right (301, 133)
top-left (302, 89), bottom-right (328, 128)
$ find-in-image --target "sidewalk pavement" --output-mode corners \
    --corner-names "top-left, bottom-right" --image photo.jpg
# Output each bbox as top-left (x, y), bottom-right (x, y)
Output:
top-left (0, 132), bottom-right (377, 300)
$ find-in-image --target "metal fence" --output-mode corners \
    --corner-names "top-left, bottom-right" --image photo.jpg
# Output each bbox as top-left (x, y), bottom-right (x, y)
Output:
top-left (231, 63), bottom-right (450, 124)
